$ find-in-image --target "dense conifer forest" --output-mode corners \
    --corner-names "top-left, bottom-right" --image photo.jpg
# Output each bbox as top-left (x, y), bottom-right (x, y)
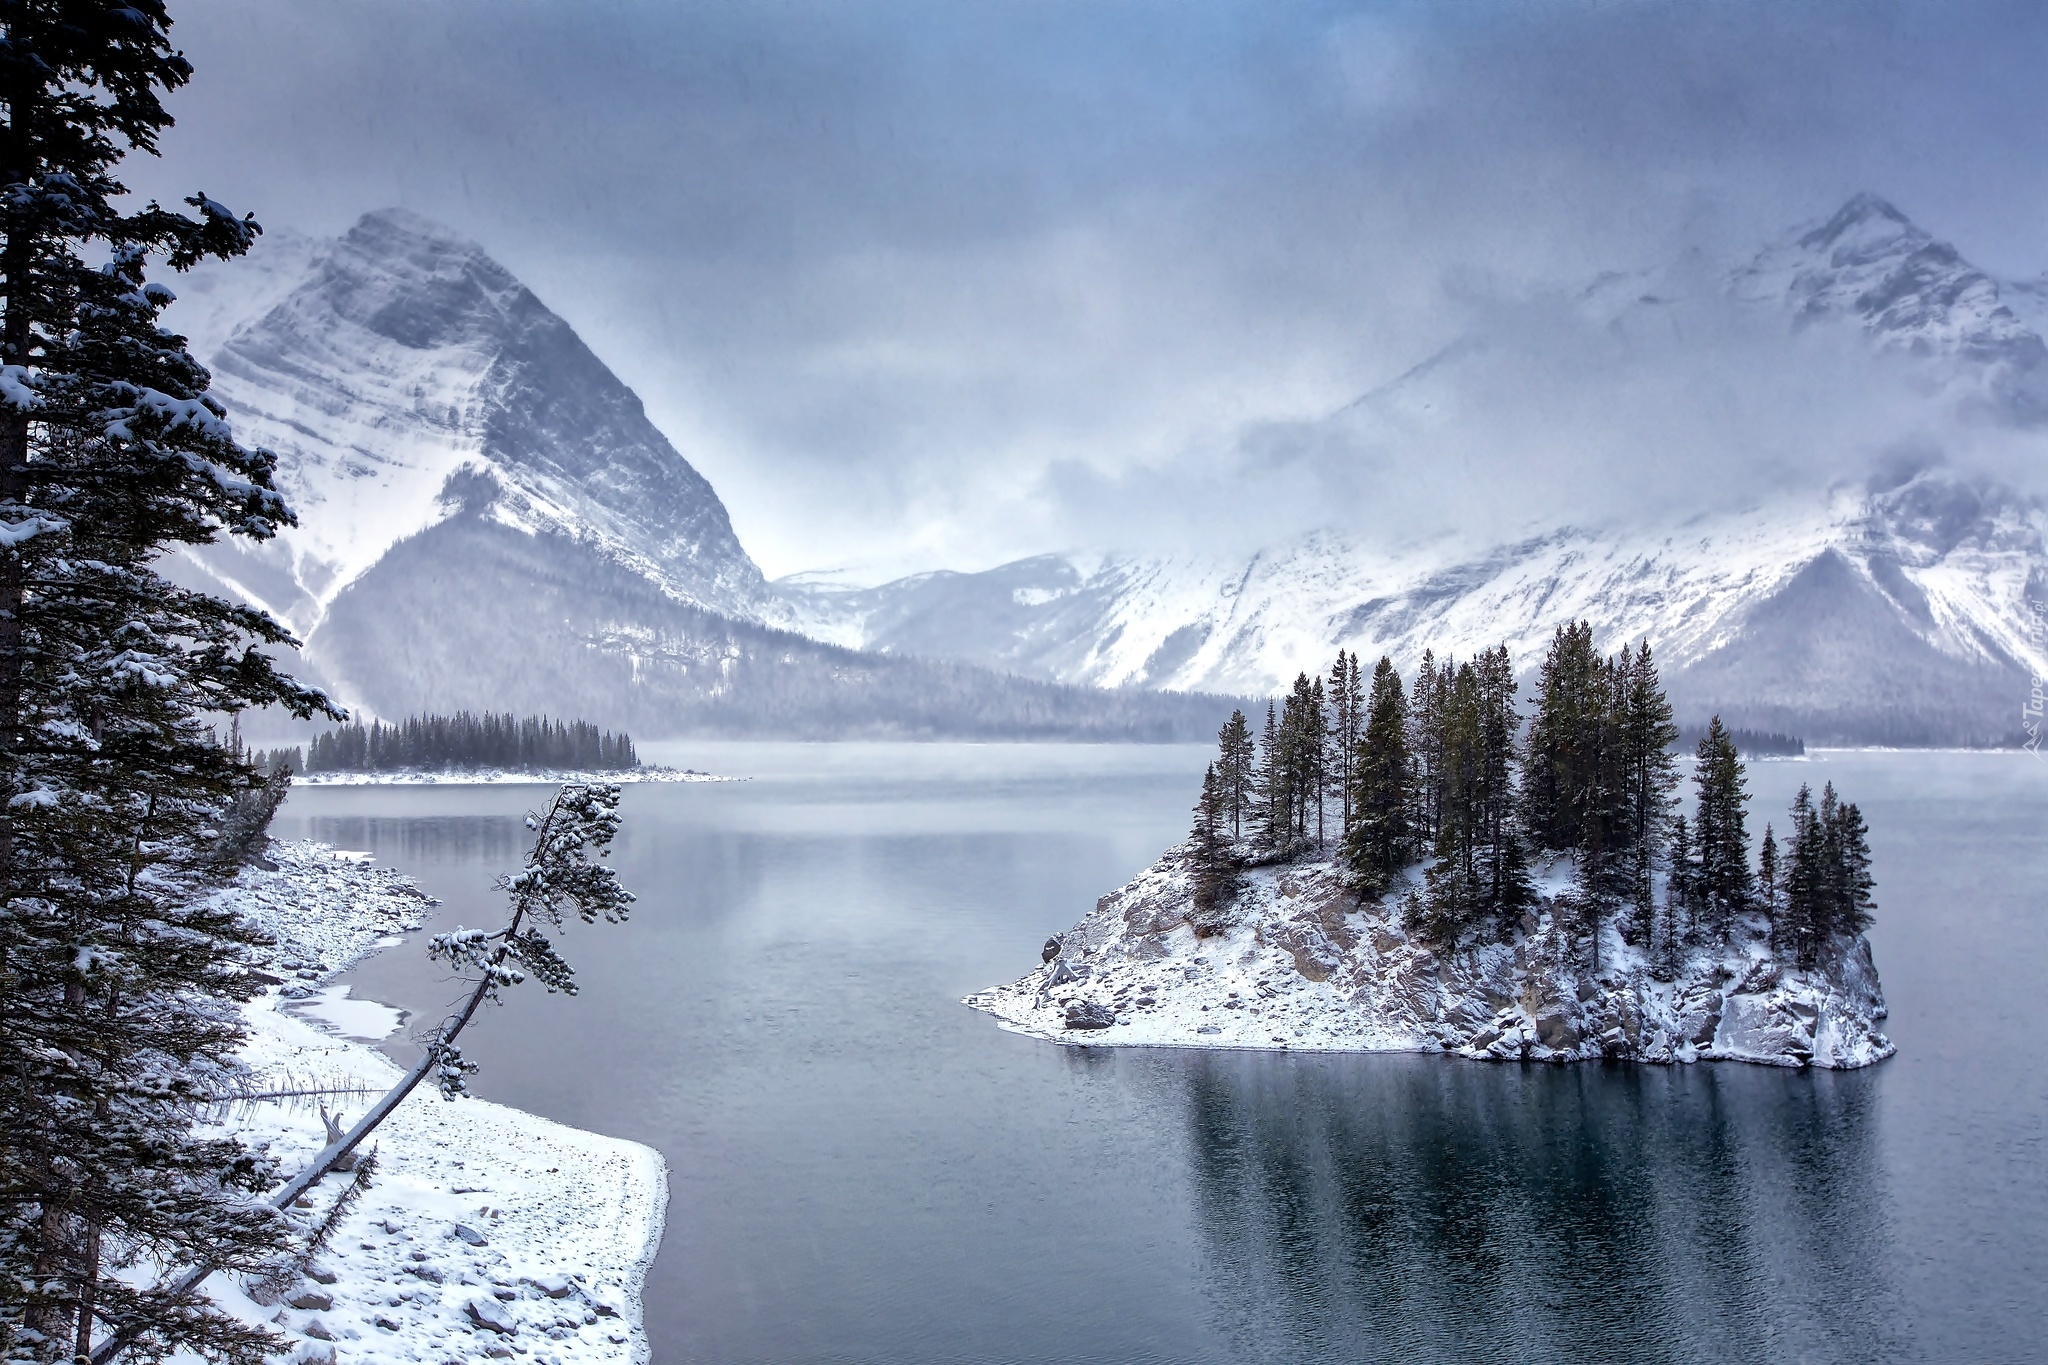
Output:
top-left (261, 712), bottom-right (640, 775)
top-left (1187, 624), bottom-right (1874, 973)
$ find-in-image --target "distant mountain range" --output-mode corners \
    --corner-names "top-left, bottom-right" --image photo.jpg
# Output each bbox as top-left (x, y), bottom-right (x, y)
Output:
top-left (175, 196), bottom-right (2048, 744)
top-left (777, 194), bottom-right (2048, 745)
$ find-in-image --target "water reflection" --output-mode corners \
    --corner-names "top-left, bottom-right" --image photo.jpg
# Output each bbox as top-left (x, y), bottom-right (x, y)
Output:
top-left (285, 813), bottom-right (530, 866)
top-left (1180, 1052), bottom-right (1908, 1365)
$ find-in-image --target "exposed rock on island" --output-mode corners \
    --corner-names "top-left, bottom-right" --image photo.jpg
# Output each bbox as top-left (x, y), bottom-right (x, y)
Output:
top-left (966, 846), bottom-right (1893, 1068)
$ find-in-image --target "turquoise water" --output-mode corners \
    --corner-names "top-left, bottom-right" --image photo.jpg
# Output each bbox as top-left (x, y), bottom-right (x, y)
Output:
top-left (273, 746), bottom-right (2048, 1364)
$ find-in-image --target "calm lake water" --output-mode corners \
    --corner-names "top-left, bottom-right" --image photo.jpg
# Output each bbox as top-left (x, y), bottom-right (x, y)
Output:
top-left (271, 745), bottom-right (2048, 1365)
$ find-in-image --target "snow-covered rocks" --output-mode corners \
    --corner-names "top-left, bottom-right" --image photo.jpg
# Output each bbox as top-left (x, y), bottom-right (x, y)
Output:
top-left (200, 841), bottom-right (668, 1364)
top-left (966, 845), bottom-right (1894, 1069)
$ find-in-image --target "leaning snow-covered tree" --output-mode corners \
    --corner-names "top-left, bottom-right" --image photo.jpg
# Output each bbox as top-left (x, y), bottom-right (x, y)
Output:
top-left (0, 4), bottom-right (336, 1361)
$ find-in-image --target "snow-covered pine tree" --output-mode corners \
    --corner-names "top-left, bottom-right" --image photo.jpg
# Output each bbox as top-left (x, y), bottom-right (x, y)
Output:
top-left (1652, 813), bottom-right (1694, 977)
top-left (1617, 640), bottom-right (1679, 944)
top-left (1474, 645), bottom-right (1533, 939)
top-left (1253, 701), bottom-right (1284, 852)
top-left (1214, 708), bottom-right (1254, 845)
top-left (1188, 764), bottom-right (1234, 911)
top-left (1326, 651), bottom-right (1363, 834)
top-left (1305, 674), bottom-right (1329, 848)
top-left (1523, 621), bottom-right (1605, 855)
top-left (1690, 716), bottom-right (1755, 940)
top-left (0, 6), bottom-right (336, 1359)
top-left (1824, 792), bottom-right (1876, 941)
top-left (1343, 656), bottom-right (1411, 895)
top-left (1758, 822), bottom-right (1781, 944)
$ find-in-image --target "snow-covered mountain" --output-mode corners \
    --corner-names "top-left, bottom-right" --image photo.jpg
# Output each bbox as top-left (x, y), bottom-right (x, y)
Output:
top-left (778, 196), bottom-right (2048, 744)
top-left (171, 211), bottom-right (1230, 739)
top-left (179, 208), bottom-right (768, 648)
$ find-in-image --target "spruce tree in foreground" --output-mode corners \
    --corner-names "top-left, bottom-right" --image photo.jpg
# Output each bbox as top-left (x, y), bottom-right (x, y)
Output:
top-left (0, 6), bottom-right (335, 1359)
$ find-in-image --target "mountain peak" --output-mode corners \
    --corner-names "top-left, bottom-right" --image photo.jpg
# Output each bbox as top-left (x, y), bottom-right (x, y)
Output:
top-left (346, 206), bottom-right (490, 258)
top-left (1795, 192), bottom-right (1927, 259)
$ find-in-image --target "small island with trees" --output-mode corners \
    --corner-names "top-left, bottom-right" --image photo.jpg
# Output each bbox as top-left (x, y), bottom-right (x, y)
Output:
top-left (255, 711), bottom-right (724, 784)
top-left (968, 623), bottom-right (1893, 1068)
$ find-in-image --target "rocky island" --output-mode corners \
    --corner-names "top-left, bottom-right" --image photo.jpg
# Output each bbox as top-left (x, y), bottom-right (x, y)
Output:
top-left (966, 845), bottom-right (1892, 1067)
top-left (971, 632), bottom-right (1894, 1070)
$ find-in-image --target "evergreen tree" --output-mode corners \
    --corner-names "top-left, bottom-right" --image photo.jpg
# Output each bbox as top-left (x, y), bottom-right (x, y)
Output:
top-left (1827, 794), bottom-right (1876, 940)
top-left (1414, 647), bottom-right (1531, 946)
top-left (1617, 641), bottom-right (1680, 942)
top-left (0, 7), bottom-right (337, 1359)
top-left (1214, 708), bottom-right (1255, 843)
top-left (1657, 813), bottom-right (1698, 977)
top-left (1782, 781), bottom-right (1877, 967)
top-left (1343, 656), bottom-right (1411, 894)
top-left (1691, 716), bottom-right (1755, 940)
top-left (1188, 764), bottom-right (1235, 910)
top-left (1253, 701), bottom-right (1286, 852)
top-left (1408, 649), bottom-right (1447, 846)
top-left (1326, 651), bottom-right (1363, 833)
top-left (1758, 822), bottom-right (1781, 943)
top-left (1523, 621), bottom-right (1604, 854)
top-left (1305, 674), bottom-right (1329, 847)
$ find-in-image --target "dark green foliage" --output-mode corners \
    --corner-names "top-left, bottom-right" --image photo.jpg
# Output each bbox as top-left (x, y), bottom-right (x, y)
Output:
top-left (1343, 656), bottom-right (1411, 895)
top-left (1326, 652), bottom-right (1363, 833)
top-left (1758, 822), bottom-right (1781, 935)
top-left (1524, 622), bottom-right (1606, 855)
top-left (207, 763), bottom-right (292, 873)
top-left (1214, 708), bottom-right (1255, 843)
top-left (1616, 642), bottom-right (1681, 939)
top-left (1691, 717), bottom-right (1755, 940)
top-left (1413, 647), bottom-right (1532, 946)
top-left (1253, 701), bottom-right (1284, 851)
top-left (0, 4), bottom-right (339, 1358)
top-left (1521, 629), bottom-right (1680, 956)
top-left (1780, 781), bottom-right (1876, 968)
top-left (303, 711), bottom-right (638, 774)
top-left (1188, 764), bottom-right (1236, 911)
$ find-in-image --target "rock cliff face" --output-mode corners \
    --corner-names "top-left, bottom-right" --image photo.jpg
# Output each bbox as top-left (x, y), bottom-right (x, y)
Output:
top-left (966, 848), bottom-right (1892, 1069)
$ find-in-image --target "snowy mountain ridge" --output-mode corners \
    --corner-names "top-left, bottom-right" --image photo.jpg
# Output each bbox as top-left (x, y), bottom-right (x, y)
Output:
top-left (778, 195), bottom-right (2048, 743)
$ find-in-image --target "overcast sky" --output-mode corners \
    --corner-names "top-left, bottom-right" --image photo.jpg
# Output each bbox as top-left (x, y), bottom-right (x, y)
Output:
top-left (131, 0), bottom-right (2048, 577)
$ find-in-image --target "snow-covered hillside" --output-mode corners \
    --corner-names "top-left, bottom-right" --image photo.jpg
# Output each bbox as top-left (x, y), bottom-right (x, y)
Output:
top-left (779, 196), bottom-right (2048, 744)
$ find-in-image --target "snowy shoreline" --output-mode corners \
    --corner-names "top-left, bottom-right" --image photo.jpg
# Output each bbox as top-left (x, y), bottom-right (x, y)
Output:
top-left (968, 845), bottom-right (1893, 1069)
top-left (291, 766), bottom-right (737, 787)
top-left (200, 842), bottom-right (668, 1363)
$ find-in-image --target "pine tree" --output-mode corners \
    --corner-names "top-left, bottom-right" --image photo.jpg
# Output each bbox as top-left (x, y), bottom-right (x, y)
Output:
top-left (1343, 656), bottom-right (1411, 895)
top-left (1523, 621), bottom-right (1604, 854)
top-left (1414, 647), bottom-right (1530, 946)
top-left (1327, 651), bottom-right (1363, 833)
top-left (1409, 649), bottom-right (1446, 846)
top-left (1758, 822), bottom-right (1781, 944)
top-left (1617, 641), bottom-right (1679, 943)
top-left (1691, 716), bottom-right (1755, 940)
top-left (1188, 764), bottom-right (1235, 910)
top-left (1253, 701), bottom-right (1286, 852)
top-left (1827, 795), bottom-right (1876, 940)
top-left (1214, 708), bottom-right (1254, 844)
top-left (0, 7), bottom-right (337, 1359)
top-left (1305, 674), bottom-right (1329, 848)
top-left (1784, 783), bottom-right (1824, 967)
top-left (1658, 813), bottom-right (1697, 977)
